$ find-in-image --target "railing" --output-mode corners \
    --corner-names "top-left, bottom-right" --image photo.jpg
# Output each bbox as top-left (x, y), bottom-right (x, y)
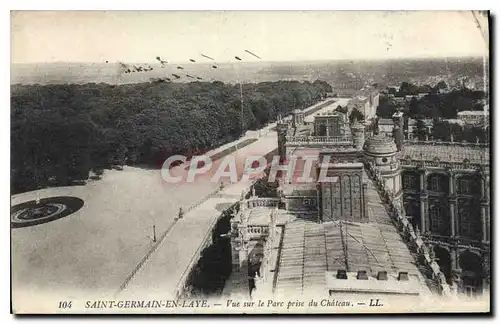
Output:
top-left (173, 181), bottom-right (258, 299)
top-left (173, 205), bottom-right (237, 299)
top-left (278, 99), bottom-right (336, 124)
top-left (116, 185), bottom-right (223, 296)
top-left (184, 186), bottom-right (222, 214)
top-left (286, 135), bottom-right (353, 145)
top-left (116, 220), bottom-right (178, 295)
top-left (248, 225), bottom-right (270, 236)
top-left (302, 99), bottom-right (337, 116)
top-left (247, 198), bottom-right (280, 209)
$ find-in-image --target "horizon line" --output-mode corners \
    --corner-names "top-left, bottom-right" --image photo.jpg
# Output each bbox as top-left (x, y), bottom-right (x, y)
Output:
top-left (11, 55), bottom-right (486, 65)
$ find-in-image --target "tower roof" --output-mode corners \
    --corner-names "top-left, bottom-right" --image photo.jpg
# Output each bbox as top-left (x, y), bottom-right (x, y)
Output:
top-left (363, 135), bottom-right (397, 155)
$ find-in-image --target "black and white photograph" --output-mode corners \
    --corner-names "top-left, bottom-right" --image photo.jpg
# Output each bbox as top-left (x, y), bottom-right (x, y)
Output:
top-left (9, 10), bottom-right (491, 314)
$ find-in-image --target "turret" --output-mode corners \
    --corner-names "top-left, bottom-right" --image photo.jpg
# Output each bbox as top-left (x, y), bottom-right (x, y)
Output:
top-left (351, 122), bottom-right (365, 151)
top-left (392, 111), bottom-right (404, 151)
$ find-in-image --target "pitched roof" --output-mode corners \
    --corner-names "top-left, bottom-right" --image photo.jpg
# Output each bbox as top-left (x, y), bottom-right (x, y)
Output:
top-left (274, 172), bottom-right (431, 297)
top-left (401, 143), bottom-right (489, 165)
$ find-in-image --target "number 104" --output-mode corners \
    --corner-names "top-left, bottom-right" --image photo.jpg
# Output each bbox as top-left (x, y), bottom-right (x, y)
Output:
top-left (58, 301), bottom-right (72, 309)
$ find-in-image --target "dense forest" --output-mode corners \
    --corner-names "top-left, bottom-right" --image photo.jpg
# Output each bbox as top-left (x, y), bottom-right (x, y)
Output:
top-left (11, 80), bottom-right (332, 194)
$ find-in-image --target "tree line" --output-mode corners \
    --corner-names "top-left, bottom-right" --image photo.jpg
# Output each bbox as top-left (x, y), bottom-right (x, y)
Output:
top-left (333, 104), bottom-right (364, 125)
top-left (378, 81), bottom-right (486, 120)
top-left (11, 80), bottom-right (332, 194)
top-left (412, 119), bottom-right (490, 143)
top-left (375, 81), bottom-right (488, 144)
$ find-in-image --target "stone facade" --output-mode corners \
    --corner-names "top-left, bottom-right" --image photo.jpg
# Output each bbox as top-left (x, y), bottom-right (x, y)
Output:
top-left (234, 101), bottom-right (490, 298)
top-left (401, 161), bottom-right (490, 296)
top-left (313, 112), bottom-right (348, 137)
top-left (318, 163), bottom-right (367, 223)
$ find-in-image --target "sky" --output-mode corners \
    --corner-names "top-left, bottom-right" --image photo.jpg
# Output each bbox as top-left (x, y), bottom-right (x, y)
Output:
top-left (11, 11), bottom-right (489, 64)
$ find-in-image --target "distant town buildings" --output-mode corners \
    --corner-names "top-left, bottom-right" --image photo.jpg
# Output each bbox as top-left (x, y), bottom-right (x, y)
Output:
top-left (407, 118), bottom-right (433, 140)
top-left (345, 86), bottom-right (380, 120)
top-left (379, 118), bottom-right (433, 140)
top-left (457, 110), bottom-right (489, 125)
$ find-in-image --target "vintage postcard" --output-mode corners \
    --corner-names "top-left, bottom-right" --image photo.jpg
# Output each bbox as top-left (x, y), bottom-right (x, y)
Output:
top-left (10, 10), bottom-right (490, 314)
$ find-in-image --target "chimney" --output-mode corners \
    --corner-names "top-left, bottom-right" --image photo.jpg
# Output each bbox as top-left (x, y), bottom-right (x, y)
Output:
top-left (392, 111), bottom-right (404, 151)
top-left (357, 270), bottom-right (368, 280)
top-left (377, 271), bottom-right (388, 281)
top-left (398, 271), bottom-right (409, 281)
top-left (351, 122), bottom-right (365, 151)
top-left (336, 269), bottom-right (348, 280)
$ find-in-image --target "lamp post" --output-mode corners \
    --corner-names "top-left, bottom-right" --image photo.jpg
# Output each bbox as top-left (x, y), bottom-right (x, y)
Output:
top-left (230, 59), bottom-right (245, 145)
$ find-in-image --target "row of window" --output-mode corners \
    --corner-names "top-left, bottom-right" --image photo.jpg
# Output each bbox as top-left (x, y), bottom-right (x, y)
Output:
top-left (404, 202), bottom-right (482, 240)
top-left (403, 174), bottom-right (478, 194)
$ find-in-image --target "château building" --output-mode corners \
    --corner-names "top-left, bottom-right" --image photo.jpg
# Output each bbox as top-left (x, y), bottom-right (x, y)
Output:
top-left (223, 98), bottom-right (490, 301)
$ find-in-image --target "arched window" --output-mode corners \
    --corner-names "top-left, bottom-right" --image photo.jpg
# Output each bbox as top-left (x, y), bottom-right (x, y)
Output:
top-left (459, 251), bottom-right (483, 296)
top-left (434, 246), bottom-right (451, 283)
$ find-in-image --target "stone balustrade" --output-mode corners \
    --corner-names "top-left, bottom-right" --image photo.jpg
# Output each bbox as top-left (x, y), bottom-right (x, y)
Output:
top-left (247, 198), bottom-right (281, 209)
top-left (247, 225), bottom-right (269, 236)
top-left (364, 161), bottom-right (454, 297)
top-left (286, 135), bottom-right (353, 145)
